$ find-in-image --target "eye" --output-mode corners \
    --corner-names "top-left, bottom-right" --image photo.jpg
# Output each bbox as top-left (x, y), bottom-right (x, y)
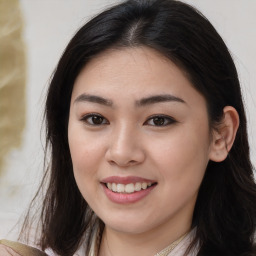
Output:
top-left (144, 115), bottom-right (176, 126)
top-left (80, 113), bottom-right (109, 126)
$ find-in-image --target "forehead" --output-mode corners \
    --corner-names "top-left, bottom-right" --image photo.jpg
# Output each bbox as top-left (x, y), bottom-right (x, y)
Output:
top-left (71, 47), bottom-right (206, 109)
top-left (75, 47), bottom-right (183, 83)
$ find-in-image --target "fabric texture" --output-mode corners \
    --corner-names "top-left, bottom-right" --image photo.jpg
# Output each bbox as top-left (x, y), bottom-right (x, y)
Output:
top-left (0, 228), bottom-right (197, 256)
top-left (167, 229), bottom-right (198, 256)
top-left (0, 244), bottom-right (21, 256)
top-left (35, 229), bottom-right (198, 256)
top-left (0, 240), bottom-right (47, 256)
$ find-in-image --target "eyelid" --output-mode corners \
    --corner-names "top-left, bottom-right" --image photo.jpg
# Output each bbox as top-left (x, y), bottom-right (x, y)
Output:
top-left (80, 113), bottom-right (109, 126)
top-left (79, 113), bottom-right (176, 127)
top-left (144, 114), bottom-right (177, 126)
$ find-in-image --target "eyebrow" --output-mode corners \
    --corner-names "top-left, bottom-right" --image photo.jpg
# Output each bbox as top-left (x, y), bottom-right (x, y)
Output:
top-left (74, 94), bottom-right (113, 107)
top-left (135, 94), bottom-right (186, 107)
top-left (74, 93), bottom-right (186, 107)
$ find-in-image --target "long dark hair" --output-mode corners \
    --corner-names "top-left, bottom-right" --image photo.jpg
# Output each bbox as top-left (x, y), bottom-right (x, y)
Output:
top-left (21, 0), bottom-right (256, 255)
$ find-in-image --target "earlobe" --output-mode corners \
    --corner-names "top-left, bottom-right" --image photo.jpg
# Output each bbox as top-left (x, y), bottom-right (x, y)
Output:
top-left (209, 106), bottom-right (239, 162)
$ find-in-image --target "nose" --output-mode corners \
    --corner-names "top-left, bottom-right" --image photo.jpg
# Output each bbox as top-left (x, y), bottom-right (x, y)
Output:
top-left (105, 124), bottom-right (145, 167)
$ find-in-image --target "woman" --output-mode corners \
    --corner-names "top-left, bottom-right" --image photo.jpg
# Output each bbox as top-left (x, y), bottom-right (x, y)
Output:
top-left (1, 0), bottom-right (256, 255)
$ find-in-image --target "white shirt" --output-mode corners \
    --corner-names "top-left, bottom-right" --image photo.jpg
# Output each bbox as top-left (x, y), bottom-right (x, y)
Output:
top-left (45, 228), bottom-right (198, 256)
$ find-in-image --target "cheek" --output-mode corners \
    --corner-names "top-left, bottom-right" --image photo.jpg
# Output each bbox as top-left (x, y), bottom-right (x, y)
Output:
top-left (150, 124), bottom-right (210, 186)
top-left (69, 137), bottom-right (102, 175)
top-left (150, 131), bottom-right (210, 217)
top-left (68, 121), bottom-right (105, 184)
top-left (68, 129), bottom-right (105, 205)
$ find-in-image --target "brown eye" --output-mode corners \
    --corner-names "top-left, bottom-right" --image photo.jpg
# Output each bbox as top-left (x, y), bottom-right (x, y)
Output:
top-left (92, 115), bottom-right (104, 125)
top-left (152, 117), bottom-right (165, 126)
top-left (145, 115), bottom-right (176, 126)
top-left (81, 114), bottom-right (109, 126)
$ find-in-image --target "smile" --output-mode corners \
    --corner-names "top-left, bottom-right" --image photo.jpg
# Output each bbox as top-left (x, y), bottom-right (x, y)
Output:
top-left (105, 182), bottom-right (154, 193)
top-left (101, 176), bottom-right (157, 204)
top-left (101, 176), bottom-right (157, 203)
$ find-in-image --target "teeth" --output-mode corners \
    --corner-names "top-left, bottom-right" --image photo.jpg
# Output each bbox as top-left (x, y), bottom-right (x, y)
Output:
top-left (116, 184), bottom-right (125, 193)
top-left (125, 183), bottom-right (134, 193)
top-left (112, 183), bottom-right (117, 192)
top-left (106, 182), bottom-right (154, 193)
top-left (142, 182), bottom-right (147, 189)
top-left (134, 182), bottom-right (141, 191)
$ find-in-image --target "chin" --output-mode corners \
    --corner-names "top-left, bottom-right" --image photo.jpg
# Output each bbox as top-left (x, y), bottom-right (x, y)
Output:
top-left (105, 221), bottom-right (150, 234)
top-left (99, 211), bottom-right (159, 235)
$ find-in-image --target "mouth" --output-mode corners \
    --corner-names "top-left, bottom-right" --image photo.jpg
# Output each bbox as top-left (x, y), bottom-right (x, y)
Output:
top-left (103, 182), bottom-right (157, 194)
top-left (100, 176), bottom-right (157, 203)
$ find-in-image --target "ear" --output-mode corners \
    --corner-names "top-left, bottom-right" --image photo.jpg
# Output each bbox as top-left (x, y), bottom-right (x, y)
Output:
top-left (209, 106), bottom-right (239, 162)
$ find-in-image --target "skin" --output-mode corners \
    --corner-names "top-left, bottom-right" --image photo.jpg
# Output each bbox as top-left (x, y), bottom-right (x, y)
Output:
top-left (68, 47), bottom-right (221, 256)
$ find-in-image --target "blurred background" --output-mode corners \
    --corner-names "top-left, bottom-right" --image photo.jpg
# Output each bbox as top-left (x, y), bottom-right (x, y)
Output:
top-left (0, 0), bottom-right (255, 240)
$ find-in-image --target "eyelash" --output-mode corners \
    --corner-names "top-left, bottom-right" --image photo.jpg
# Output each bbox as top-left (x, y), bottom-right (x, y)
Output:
top-left (80, 113), bottom-right (109, 126)
top-left (80, 113), bottom-right (177, 127)
top-left (144, 114), bottom-right (177, 126)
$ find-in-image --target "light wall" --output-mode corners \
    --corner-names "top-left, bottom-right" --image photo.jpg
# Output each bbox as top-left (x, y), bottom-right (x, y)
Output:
top-left (0, 0), bottom-right (255, 240)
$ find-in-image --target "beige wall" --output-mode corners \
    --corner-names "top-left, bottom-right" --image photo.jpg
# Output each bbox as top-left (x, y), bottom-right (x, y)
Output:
top-left (0, 0), bottom-right (26, 183)
top-left (0, 0), bottom-right (255, 240)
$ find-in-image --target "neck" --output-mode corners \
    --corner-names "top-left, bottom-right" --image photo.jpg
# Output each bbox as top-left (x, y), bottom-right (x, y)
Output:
top-left (98, 220), bottom-right (191, 256)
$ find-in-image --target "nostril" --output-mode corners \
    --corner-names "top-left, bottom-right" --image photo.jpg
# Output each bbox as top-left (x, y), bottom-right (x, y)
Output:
top-left (108, 159), bottom-right (138, 167)
top-left (105, 142), bottom-right (146, 167)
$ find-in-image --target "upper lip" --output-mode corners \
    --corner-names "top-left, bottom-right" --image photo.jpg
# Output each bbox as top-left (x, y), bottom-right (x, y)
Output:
top-left (101, 176), bottom-right (156, 185)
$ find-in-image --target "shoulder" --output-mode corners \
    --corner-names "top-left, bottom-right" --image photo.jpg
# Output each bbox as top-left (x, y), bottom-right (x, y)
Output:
top-left (0, 240), bottom-right (48, 256)
top-left (0, 243), bottom-right (21, 256)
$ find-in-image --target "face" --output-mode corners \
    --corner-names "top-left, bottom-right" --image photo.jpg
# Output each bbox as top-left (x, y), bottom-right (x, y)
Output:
top-left (68, 47), bottom-right (214, 236)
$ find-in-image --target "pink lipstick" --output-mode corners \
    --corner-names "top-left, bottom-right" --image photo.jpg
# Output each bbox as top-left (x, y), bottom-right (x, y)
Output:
top-left (101, 176), bottom-right (157, 204)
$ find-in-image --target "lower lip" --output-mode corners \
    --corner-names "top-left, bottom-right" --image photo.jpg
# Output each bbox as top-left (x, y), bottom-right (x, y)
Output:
top-left (102, 183), bottom-right (156, 204)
